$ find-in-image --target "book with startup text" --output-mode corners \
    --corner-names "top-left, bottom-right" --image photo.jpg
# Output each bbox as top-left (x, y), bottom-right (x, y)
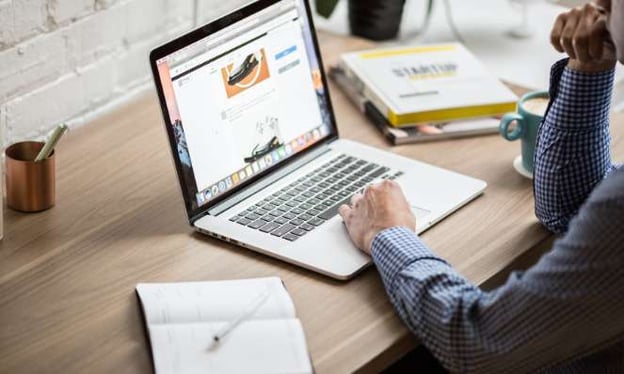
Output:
top-left (337, 43), bottom-right (517, 127)
top-left (329, 67), bottom-right (501, 145)
top-left (136, 277), bottom-right (313, 374)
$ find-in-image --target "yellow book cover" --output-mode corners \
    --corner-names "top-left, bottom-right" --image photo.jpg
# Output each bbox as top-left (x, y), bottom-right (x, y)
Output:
top-left (338, 43), bottom-right (518, 127)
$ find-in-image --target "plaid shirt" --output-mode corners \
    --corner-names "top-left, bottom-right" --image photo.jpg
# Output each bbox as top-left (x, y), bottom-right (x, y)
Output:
top-left (371, 59), bottom-right (624, 373)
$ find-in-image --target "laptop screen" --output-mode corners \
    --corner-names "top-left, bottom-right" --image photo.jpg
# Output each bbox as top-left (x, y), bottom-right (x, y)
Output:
top-left (153, 0), bottom-right (335, 216)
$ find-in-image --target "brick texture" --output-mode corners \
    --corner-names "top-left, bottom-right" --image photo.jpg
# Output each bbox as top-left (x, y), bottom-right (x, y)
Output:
top-left (0, 0), bottom-right (247, 144)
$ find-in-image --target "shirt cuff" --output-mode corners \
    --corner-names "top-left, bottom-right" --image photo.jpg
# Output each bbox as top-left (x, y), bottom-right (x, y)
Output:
top-left (545, 58), bottom-right (614, 130)
top-left (371, 227), bottom-right (450, 291)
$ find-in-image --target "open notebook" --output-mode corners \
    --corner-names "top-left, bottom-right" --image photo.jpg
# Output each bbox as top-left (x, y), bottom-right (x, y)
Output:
top-left (136, 277), bottom-right (313, 374)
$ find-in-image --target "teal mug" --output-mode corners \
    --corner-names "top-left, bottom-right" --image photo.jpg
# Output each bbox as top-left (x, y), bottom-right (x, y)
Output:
top-left (499, 91), bottom-right (550, 173)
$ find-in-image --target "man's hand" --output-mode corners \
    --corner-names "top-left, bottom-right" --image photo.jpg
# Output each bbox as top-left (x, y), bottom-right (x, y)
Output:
top-left (338, 180), bottom-right (416, 255)
top-left (551, 1), bottom-right (616, 72)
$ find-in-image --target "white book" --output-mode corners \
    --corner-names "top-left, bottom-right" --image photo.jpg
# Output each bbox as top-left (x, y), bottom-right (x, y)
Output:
top-left (136, 277), bottom-right (313, 374)
top-left (338, 43), bottom-right (518, 127)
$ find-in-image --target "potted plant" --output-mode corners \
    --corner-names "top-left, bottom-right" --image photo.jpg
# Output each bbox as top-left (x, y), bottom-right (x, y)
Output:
top-left (315, 0), bottom-right (407, 41)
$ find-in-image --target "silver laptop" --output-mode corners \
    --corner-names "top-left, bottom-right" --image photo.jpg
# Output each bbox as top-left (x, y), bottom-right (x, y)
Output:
top-left (150, 0), bottom-right (487, 280)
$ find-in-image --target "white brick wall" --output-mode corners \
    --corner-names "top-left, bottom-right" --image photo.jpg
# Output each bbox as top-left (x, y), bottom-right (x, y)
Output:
top-left (0, 0), bottom-right (247, 144)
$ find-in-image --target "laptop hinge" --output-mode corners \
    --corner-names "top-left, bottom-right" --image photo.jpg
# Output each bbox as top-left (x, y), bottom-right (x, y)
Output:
top-left (205, 144), bottom-right (332, 218)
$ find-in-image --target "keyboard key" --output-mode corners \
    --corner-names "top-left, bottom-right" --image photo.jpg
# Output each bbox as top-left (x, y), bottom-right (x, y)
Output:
top-left (255, 208), bottom-right (270, 216)
top-left (308, 218), bottom-right (325, 226)
top-left (283, 212), bottom-right (297, 220)
top-left (274, 216), bottom-right (288, 224)
top-left (229, 216), bottom-right (240, 222)
top-left (290, 208), bottom-right (304, 215)
top-left (318, 195), bottom-right (352, 220)
top-left (308, 209), bottom-right (322, 217)
top-left (290, 219), bottom-right (305, 226)
top-left (237, 218), bottom-right (252, 226)
top-left (300, 223), bottom-right (315, 231)
top-left (248, 219), bottom-right (269, 230)
top-left (298, 214), bottom-right (313, 221)
top-left (259, 222), bottom-right (281, 233)
top-left (306, 198), bottom-right (321, 206)
top-left (283, 233), bottom-right (300, 241)
top-left (266, 210), bottom-right (281, 219)
top-left (245, 213), bottom-right (260, 221)
top-left (291, 228), bottom-right (307, 236)
top-left (271, 224), bottom-right (296, 237)
top-left (368, 167), bottom-right (390, 178)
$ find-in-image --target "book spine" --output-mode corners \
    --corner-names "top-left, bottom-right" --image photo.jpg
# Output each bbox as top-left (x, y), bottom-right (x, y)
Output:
top-left (363, 102), bottom-right (399, 145)
top-left (338, 58), bottom-right (396, 125)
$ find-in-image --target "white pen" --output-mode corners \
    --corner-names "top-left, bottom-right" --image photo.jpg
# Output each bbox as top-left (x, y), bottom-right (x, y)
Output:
top-left (35, 124), bottom-right (69, 162)
top-left (207, 288), bottom-right (271, 350)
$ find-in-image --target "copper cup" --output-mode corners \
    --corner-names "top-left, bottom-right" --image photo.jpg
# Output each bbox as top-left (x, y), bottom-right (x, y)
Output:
top-left (5, 141), bottom-right (55, 212)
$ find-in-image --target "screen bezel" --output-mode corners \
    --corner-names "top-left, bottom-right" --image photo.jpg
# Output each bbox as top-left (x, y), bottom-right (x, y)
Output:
top-left (149, 0), bottom-right (339, 223)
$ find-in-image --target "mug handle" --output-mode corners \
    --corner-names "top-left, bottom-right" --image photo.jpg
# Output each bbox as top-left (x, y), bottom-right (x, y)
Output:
top-left (499, 113), bottom-right (525, 141)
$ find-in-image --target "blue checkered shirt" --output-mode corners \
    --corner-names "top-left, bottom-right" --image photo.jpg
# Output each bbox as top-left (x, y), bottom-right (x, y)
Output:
top-left (371, 59), bottom-right (624, 373)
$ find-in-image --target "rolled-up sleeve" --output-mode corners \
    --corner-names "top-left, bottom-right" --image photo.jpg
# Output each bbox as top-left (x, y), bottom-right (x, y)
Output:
top-left (534, 59), bottom-right (617, 234)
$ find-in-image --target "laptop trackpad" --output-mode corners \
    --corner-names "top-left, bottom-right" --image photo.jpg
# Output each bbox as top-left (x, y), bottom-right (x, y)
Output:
top-left (410, 205), bottom-right (431, 223)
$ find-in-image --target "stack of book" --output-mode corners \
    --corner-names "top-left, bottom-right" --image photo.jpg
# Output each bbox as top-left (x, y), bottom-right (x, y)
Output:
top-left (331, 43), bottom-right (518, 144)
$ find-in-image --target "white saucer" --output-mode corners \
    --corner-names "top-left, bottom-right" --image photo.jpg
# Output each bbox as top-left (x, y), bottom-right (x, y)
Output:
top-left (513, 155), bottom-right (533, 179)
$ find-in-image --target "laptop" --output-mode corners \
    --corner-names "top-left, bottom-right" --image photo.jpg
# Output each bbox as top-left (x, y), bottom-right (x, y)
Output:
top-left (149, 0), bottom-right (487, 280)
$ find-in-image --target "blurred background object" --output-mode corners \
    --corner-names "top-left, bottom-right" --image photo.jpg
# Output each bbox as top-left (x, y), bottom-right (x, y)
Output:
top-left (1, 0), bottom-right (621, 150)
top-left (316, 0), bottom-right (434, 41)
top-left (507, 0), bottom-right (544, 39)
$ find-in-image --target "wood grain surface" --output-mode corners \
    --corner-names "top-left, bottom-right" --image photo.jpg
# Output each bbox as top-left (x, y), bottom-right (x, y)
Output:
top-left (1, 31), bottom-right (623, 374)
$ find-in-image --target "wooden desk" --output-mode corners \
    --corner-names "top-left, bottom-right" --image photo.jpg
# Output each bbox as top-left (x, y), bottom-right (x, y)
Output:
top-left (1, 32), bottom-right (623, 374)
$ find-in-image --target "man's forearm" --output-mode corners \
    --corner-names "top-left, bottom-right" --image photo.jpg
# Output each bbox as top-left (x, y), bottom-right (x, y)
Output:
top-left (371, 217), bottom-right (624, 373)
top-left (534, 59), bottom-right (615, 234)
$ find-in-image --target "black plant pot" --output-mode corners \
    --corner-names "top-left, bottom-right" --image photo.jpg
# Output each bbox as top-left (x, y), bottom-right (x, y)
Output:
top-left (348, 0), bottom-right (406, 41)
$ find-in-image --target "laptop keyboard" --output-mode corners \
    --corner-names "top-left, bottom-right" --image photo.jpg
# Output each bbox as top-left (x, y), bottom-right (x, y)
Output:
top-left (229, 154), bottom-right (404, 241)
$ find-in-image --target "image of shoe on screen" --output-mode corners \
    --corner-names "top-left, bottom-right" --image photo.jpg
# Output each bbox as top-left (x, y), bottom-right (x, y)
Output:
top-left (227, 52), bottom-right (262, 86)
top-left (338, 0), bottom-right (624, 372)
top-left (244, 117), bottom-right (283, 164)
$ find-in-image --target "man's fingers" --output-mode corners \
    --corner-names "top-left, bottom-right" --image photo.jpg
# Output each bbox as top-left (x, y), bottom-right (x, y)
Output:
top-left (338, 204), bottom-right (351, 222)
top-left (350, 193), bottom-right (363, 207)
top-left (589, 17), bottom-right (610, 59)
top-left (560, 11), bottom-right (579, 59)
top-left (551, 13), bottom-right (566, 52)
top-left (574, 30), bottom-right (591, 62)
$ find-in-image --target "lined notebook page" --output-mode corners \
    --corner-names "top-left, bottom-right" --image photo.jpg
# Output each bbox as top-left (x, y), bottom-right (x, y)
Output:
top-left (136, 277), bottom-right (312, 374)
top-left (149, 320), bottom-right (312, 374)
top-left (136, 277), bottom-right (295, 324)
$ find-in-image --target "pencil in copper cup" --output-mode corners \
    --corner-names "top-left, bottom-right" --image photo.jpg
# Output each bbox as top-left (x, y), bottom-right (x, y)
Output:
top-left (5, 141), bottom-right (55, 212)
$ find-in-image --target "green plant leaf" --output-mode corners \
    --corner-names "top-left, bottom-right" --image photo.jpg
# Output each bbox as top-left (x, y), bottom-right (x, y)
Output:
top-left (315, 0), bottom-right (340, 18)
